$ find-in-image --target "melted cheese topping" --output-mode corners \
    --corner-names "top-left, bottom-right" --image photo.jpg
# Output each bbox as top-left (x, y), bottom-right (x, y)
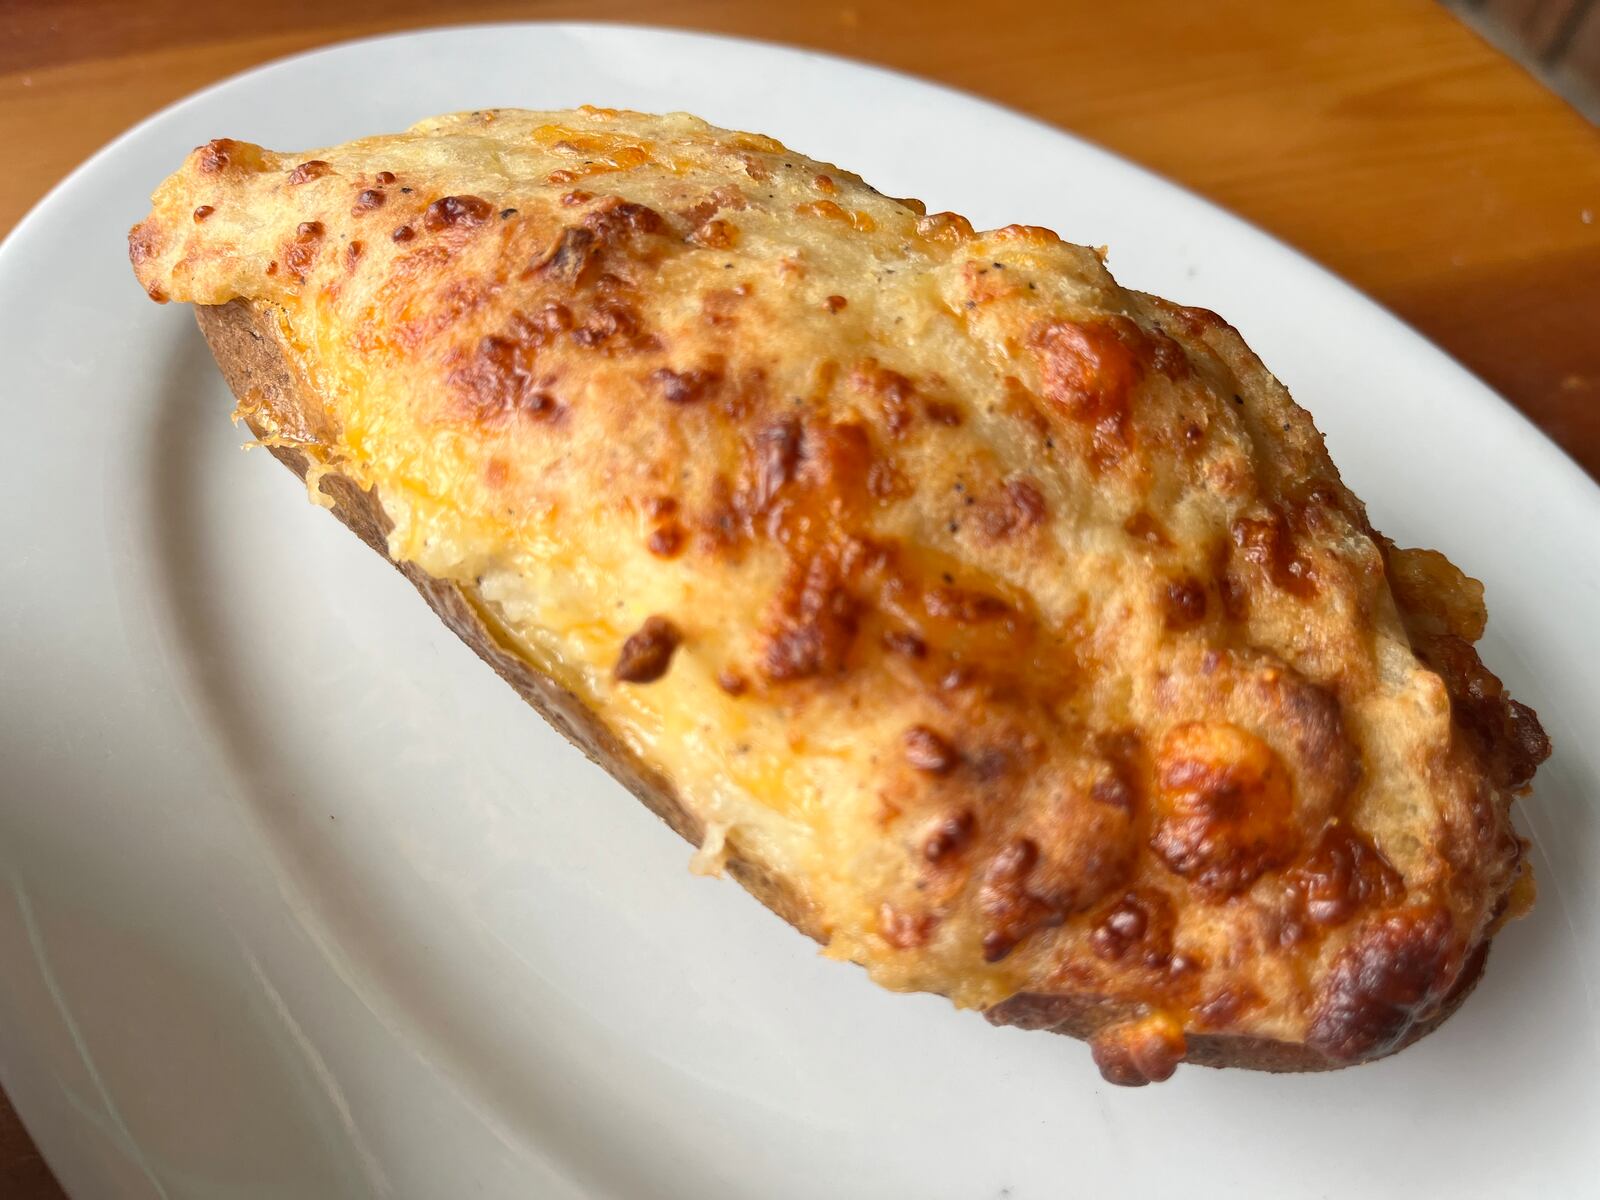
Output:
top-left (130, 108), bottom-right (1547, 1063)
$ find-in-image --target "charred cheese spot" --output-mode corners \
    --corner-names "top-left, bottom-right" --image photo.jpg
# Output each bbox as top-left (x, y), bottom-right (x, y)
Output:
top-left (1285, 823), bottom-right (1404, 933)
top-left (979, 838), bottom-right (1051, 962)
top-left (706, 413), bottom-right (877, 557)
top-left (528, 226), bottom-right (597, 286)
top-left (878, 903), bottom-right (937, 950)
top-left (1124, 511), bottom-right (1172, 547)
top-left (979, 776), bottom-right (1136, 964)
top-left (851, 359), bottom-right (918, 438)
top-left (1384, 545), bottom-right (1487, 641)
top-left (127, 219), bottom-right (165, 271)
top-left (572, 301), bottom-right (650, 352)
top-left (1089, 889), bottom-right (1176, 967)
top-left (923, 809), bottom-right (975, 862)
top-left (760, 552), bottom-right (860, 682)
top-left (286, 159), bottom-right (333, 185)
top-left (283, 221), bottom-right (325, 282)
top-left (902, 725), bottom-right (958, 775)
top-left (195, 138), bottom-right (266, 176)
top-left (1308, 906), bottom-right (1458, 1062)
top-left (1163, 576), bottom-right (1208, 628)
top-left (1027, 317), bottom-right (1144, 464)
top-left (1230, 509), bottom-right (1317, 599)
top-left (914, 211), bottom-right (974, 244)
top-left (450, 311), bottom-right (571, 421)
top-left (1025, 316), bottom-right (1190, 470)
top-left (882, 629), bottom-right (927, 659)
top-left (690, 218), bottom-right (739, 249)
top-left (654, 365), bottom-right (722, 404)
top-left (584, 195), bottom-right (665, 239)
top-left (614, 616), bottom-right (682, 683)
top-left (977, 477), bottom-right (1046, 540)
top-left (1151, 721), bottom-right (1298, 895)
top-left (681, 185), bottom-right (748, 226)
top-left (423, 194), bottom-right (494, 232)
top-left (1413, 632), bottom-right (1551, 792)
top-left (647, 524), bottom-right (685, 557)
top-left (352, 189), bottom-right (386, 214)
top-left (750, 417), bottom-right (803, 511)
top-left (1089, 1014), bottom-right (1187, 1086)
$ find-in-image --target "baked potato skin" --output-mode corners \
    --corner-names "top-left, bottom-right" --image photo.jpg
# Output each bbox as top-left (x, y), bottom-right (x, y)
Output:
top-left (133, 109), bottom-right (1548, 1083)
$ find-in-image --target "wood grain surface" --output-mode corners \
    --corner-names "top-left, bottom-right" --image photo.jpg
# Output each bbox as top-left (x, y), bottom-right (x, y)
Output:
top-left (1, 1), bottom-right (1596, 1194)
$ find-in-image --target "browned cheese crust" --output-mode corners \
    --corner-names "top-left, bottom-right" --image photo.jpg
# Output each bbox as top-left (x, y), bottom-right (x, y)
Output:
top-left (130, 109), bottom-right (1550, 1083)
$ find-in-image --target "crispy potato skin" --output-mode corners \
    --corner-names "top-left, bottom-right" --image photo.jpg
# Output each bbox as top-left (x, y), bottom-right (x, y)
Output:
top-left (135, 109), bottom-right (1548, 1081)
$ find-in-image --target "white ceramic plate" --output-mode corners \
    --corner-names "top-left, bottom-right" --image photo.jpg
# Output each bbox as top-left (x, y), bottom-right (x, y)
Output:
top-left (2, 22), bottom-right (1597, 1199)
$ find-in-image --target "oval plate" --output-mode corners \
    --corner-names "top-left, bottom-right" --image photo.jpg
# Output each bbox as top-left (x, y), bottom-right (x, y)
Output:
top-left (1, 23), bottom-right (1596, 1199)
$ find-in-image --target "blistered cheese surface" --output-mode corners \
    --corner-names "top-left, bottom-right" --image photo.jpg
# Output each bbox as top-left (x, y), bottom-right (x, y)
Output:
top-left (130, 108), bottom-right (1548, 1073)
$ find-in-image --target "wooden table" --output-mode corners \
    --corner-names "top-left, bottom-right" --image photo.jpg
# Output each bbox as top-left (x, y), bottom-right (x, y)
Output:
top-left (2, 0), bottom-right (1596, 1193)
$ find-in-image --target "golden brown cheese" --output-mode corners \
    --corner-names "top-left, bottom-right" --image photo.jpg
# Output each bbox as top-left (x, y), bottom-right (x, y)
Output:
top-left (129, 107), bottom-right (1549, 1082)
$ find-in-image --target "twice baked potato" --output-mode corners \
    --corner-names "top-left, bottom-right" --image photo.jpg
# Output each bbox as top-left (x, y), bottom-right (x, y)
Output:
top-left (129, 108), bottom-right (1549, 1083)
